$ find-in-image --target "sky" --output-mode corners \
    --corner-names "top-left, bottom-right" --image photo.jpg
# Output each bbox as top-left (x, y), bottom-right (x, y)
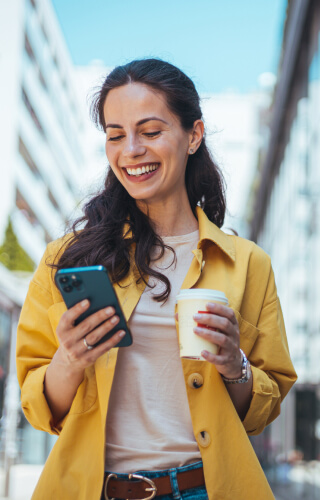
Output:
top-left (51, 0), bottom-right (287, 94)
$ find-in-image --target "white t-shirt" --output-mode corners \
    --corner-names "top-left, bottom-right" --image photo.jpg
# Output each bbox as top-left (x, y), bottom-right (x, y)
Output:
top-left (105, 230), bottom-right (202, 472)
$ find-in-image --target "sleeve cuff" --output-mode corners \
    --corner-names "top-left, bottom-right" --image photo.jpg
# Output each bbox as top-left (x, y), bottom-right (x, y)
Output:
top-left (21, 364), bottom-right (67, 435)
top-left (242, 365), bottom-right (280, 435)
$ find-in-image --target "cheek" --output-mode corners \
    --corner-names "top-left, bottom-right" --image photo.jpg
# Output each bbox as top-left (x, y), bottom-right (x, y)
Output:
top-left (105, 143), bottom-right (118, 166)
top-left (105, 141), bottom-right (111, 158)
top-left (158, 139), bottom-right (180, 161)
top-left (105, 147), bottom-right (120, 177)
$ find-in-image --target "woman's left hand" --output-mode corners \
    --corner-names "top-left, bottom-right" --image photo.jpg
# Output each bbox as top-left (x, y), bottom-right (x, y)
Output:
top-left (193, 302), bottom-right (242, 379)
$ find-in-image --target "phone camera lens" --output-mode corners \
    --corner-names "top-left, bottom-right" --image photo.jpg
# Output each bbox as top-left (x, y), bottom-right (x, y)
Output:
top-left (59, 276), bottom-right (69, 284)
top-left (63, 285), bottom-right (73, 293)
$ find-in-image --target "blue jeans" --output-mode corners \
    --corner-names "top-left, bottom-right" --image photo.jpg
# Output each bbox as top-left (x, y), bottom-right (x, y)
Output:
top-left (103, 460), bottom-right (208, 500)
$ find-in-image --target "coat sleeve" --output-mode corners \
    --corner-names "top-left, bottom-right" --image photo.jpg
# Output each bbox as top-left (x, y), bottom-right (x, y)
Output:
top-left (16, 243), bottom-right (66, 435)
top-left (241, 249), bottom-right (297, 435)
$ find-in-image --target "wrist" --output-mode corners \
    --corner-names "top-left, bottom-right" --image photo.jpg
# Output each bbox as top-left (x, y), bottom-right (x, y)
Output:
top-left (52, 349), bottom-right (85, 380)
top-left (222, 351), bottom-right (243, 380)
top-left (222, 367), bottom-right (242, 380)
top-left (221, 349), bottom-right (251, 384)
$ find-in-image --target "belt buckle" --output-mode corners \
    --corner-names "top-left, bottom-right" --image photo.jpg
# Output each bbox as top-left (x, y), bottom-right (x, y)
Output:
top-left (104, 472), bottom-right (157, 500)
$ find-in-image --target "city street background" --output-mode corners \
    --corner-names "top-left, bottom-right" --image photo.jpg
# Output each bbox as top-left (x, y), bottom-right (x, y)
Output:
top-left (0, 0), bottom-right (319, 498)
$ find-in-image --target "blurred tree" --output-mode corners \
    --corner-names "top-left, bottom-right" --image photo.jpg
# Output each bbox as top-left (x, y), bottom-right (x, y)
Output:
top-left (0, 218), bottom-right (35, 272)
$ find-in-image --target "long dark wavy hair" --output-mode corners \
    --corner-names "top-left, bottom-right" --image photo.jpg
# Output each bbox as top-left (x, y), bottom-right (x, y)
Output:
top-left (52, 58), bottom-right (226, 302)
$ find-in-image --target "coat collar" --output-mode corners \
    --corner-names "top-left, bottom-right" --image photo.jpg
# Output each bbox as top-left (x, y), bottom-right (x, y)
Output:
top-left (123, 206), bottom-right (235, 261)
top-left (196, 206), bottom-right (235, 261)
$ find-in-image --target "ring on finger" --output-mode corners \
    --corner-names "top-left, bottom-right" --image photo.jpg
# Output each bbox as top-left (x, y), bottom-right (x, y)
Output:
top-left (83, 337), bottom-right (94, 350)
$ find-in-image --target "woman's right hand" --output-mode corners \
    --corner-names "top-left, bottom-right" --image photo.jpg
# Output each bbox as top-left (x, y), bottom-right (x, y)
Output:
top-left (44, 299), bottom-right (125, 424)
top-left (55, 299), bottom-right (125, 374)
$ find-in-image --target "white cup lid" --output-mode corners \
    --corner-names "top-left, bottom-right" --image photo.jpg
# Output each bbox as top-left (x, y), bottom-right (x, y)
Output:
top-left (176, 289), bottom-right (228, 304)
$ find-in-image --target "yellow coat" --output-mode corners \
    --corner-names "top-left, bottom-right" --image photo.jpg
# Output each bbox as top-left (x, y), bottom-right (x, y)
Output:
top-left (16, 207), bottom-right (297, 500)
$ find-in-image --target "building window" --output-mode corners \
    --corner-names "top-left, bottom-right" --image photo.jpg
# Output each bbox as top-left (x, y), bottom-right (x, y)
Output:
top-left (48, 189), bottom-right (59, 211)
top-left (15, 190), bottom-right (51, 243)
top-left (41, 22), bottom-right (49, 45)
top-left (24, 34), bottom-right (35, 62)
top-left (24, 35), bottom-right (48, 91)
top-left (21, 88), bottom-right (45, 138)
top-left (38, 68), bottom-right (47, 90)
top-left (18, 137), bottom-right (41, 179)
top-left (52, 53), bottom-right (59, 71)
top-left (16, 189), bottom-right (40, 228)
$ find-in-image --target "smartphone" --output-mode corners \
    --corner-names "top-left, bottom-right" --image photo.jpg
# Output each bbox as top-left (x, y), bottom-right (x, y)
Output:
top-left (55, 266), bottom-right (132, 348)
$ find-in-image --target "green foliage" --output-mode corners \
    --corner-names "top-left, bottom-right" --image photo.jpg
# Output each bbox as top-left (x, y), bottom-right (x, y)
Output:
top-left (0, 219), bottom-right (35, 272)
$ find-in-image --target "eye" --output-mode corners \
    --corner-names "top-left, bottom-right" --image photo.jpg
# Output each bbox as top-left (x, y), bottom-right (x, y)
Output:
top-left (108, 135), bottom-right (124, 142)
top-left (144, 131), bottom-right (161, 138)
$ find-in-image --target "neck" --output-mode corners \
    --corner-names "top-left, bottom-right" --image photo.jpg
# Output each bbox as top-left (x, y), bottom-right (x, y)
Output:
top-left (137, 195), bottom-right (199, 237)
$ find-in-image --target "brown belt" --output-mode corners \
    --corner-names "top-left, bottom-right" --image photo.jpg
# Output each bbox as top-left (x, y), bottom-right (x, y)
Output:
top-left (103, 466), bottom-right (205, 500)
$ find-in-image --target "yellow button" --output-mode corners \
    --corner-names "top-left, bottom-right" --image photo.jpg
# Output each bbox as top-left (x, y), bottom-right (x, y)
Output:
top-left (187, 373), bottom-right (204, 389)
top-left (197, 431), bottom-right (211, 448)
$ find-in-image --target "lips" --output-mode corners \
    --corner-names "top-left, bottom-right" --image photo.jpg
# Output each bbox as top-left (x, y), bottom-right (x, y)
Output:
top-left (122, 163), bottom-right (160, 182)
top-left (126, 164), bottom-right (159, 176)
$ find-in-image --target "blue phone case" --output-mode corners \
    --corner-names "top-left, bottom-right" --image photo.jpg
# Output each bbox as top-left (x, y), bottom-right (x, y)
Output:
top-left (55, 266), bottom-right (132, 348)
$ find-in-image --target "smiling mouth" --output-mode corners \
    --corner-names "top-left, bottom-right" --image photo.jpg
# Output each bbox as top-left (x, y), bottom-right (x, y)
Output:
top-left (125, 163), bottom-right (160, 177)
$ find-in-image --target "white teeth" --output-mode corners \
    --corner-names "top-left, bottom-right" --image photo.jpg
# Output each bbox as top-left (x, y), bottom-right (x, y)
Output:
top-left (126, 164), bottom-right (159, 176)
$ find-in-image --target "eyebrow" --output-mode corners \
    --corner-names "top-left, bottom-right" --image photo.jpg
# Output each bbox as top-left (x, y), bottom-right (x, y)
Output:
top-left (105, 116), bottom-right (169, 129)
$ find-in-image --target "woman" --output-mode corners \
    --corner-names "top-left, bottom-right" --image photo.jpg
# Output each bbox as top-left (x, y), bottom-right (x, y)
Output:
top-left (16, 59), bottom-right (297, 500)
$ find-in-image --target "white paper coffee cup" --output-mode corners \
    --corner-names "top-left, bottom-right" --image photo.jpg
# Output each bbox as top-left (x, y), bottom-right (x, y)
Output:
top-left (176, 289), bottom-right (229, 360)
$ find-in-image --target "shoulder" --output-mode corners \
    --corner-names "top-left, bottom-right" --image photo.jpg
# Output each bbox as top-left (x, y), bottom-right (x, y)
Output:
top-left (44, 233), bottom-right (74, 264)
top-left (31, 233), bottom-right (74, 293)
top-left (231, 234), bottom-right (277, 305)
top-left (231, 235), bottom-right (271, 268)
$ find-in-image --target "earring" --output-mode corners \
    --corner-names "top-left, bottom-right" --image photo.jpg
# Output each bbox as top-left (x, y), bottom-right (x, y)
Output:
top-left (189, 148), bottom-right (194, 154)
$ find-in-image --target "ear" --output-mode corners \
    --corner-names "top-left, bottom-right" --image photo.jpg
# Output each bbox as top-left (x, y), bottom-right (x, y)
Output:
top-left (188, 120), bottom-right (204, 155)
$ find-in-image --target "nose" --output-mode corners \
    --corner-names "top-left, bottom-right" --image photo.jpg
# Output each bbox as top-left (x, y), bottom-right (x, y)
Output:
top-left (122, 135), bottom-right (146, 159)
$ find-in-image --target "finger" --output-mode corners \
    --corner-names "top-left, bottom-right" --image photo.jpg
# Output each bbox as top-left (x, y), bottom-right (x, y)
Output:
top-left (200, 350), bottom-right (230, 365)
top-left (194, 326), bottom-right (232, 349)
top-left (205, 303), bottom-right (238, 325)
top-left (82, 329), bottom-right (126, 361)
top-left (69, 328), bottom-right (125, 364)
top-left (83, 313), bottom-right (120, 346)
top-left (60, 299), bottom-right (91, 331)
top-left (73, 306), bottom-right (116, 341)
top-left (175, 312), bottom-right (179, 321)
top-left (193, 313), bottom-right (235, 336)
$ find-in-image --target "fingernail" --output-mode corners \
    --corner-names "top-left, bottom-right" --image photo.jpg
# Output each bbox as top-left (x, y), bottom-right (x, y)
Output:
top-left (201, 350), bottom-right (209, 358)
top-left (111, 315), bottom-right (119, 324)
top-left (118, 330), bottom-right (125, 338)
top-left (105, 307), bottom-right (114, 315)
top-left (206, 302), bottom-right (215, 309)
top-left (81, 299), bottom-right (89, 307)
top-left (193, 314), bottom-right (202, 320)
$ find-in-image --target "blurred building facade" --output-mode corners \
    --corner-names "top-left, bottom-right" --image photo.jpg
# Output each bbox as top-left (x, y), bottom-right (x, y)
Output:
top-left (202, 88), bottom-right (272, 238)
top-left (0, 0), bottom-right (88, 263)
top-left (0, 0), bottom-right (93, 490)
top-left (250, 0), bottom-right (320, 466)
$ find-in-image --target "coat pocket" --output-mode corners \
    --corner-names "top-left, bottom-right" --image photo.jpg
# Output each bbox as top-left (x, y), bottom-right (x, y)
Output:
top-left (47, 301), bottom-right (98, 414)
top-left (234, 310), bottom-right (260, 358)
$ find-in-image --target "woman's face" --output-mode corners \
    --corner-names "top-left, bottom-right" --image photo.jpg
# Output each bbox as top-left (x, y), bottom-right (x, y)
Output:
top-left (103, 83), bottom-right (197, 207)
